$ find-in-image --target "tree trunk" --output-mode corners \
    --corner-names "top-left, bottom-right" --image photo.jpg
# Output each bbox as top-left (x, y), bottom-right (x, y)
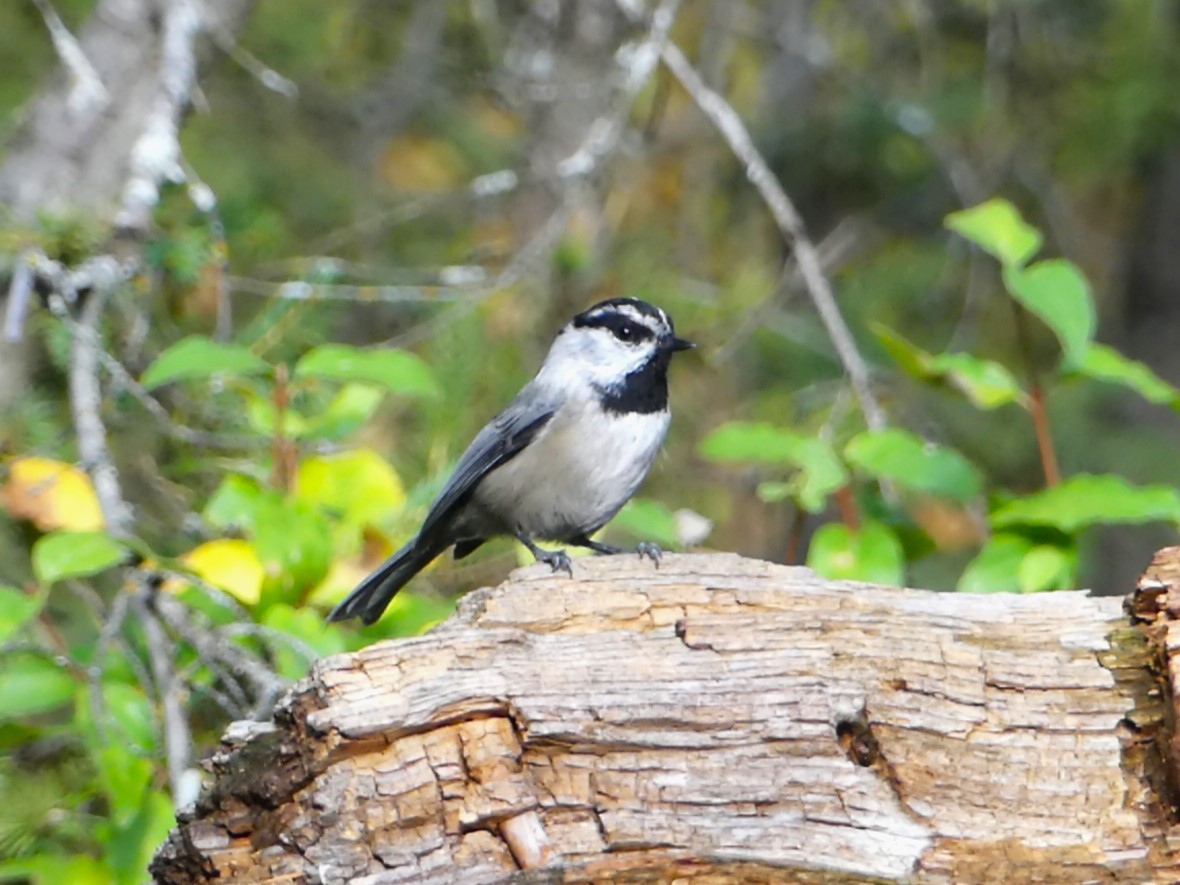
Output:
top-left (151, 549), bottom-right (1180, 883)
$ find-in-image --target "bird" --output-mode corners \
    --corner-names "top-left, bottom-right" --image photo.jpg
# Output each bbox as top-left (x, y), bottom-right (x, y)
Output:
top-left (328, 297), bottom-right (694, 624)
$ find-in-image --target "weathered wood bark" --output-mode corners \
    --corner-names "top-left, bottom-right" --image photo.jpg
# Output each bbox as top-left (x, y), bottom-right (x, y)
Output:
top-left (152, 549), bottom-right (1180, 883)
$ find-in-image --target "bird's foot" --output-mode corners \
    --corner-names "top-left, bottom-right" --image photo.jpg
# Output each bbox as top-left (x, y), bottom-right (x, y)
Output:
top-left (636, 541), bottom-right (662, 567)
top-left (536, 547), bottom-right (573, 577)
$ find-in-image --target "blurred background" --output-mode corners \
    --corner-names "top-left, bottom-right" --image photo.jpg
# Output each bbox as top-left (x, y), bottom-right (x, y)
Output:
top-left (3, 0), bottom-right (1180, 878)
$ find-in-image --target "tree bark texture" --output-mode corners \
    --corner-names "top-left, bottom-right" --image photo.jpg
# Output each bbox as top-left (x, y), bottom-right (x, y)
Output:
top-left (151, 549), bottom-right (1180, 883)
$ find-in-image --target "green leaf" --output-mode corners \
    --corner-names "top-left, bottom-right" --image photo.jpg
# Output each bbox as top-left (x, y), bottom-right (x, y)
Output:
top-left (101, 682), bottom-right (157, 751)
top-left (140, 336), bottom-right (270, 389)
top-left (243, 392), bottom-right (313, 438)
top-left (945, 198), bottom-right (1042, 267)
top-left (295, 448), bottom-right (406, 528)
top-left (94, 744), bottom-right (153, 827)
top-left (307, 383), bottom-right (387, 440)
top-left (294, 345), bottom-right (440, 397)
top-left (0, 586), bottom-right (45, 643)
top-left (1076, 343), bottom-right (1180, 407)
top-left (806, 520), bottom-right (904, 585)
top-left (202, 474), bottom-right (265, 531)
top-left (373, 590), bottom-right (457, 637)
top-left (927, 352), bottom-right (1025, 410)
top-left (32, 531), bottom-right (127, 583)
top-left (872, 322), bottom-right (934, 380)
top-left (1004, 259), bottom-right (1095, 367)
top-left (1017, 544), bottom-right (1075, 593)
top-left (0, 855), bottom-right (111, 885)
top-left (957, 534), bottom-right (1032, 593)
top-left (611, 498), bottom-right (681, 549)
top-left (252, 494), bottom-right (334, 606)
top-left (699, 422), bottom-right (847, 512)
top-left (0, 653), bottom-right (76, 719)
top-left (873, 323), bottom-right (1024, 410)
top-left (991, 474), bottom-right (1180, 532)
top-left (103, 790), bottom-right (174, 885)
top-left (844, 429), bottom-right (983, 501)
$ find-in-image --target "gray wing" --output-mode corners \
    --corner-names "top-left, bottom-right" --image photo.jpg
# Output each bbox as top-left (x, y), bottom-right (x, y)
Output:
top-left (417, 384), bottom-right (558, 544)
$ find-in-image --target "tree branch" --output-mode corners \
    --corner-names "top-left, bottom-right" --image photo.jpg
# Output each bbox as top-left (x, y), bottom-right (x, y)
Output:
top-left (660, 41), bottom-right (887, 433)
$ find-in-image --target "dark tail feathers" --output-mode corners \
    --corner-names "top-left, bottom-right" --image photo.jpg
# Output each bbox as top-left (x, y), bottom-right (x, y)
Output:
top-left (327, 537), bottom-right (442, 625)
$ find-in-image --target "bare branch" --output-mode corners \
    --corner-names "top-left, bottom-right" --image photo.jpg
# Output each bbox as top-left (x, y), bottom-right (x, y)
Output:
top-left (30, 0), bottom-right (110, 115)
top-left (136, 592), bottom-right (196, 805)
top-left (3, 253), bottom-right (33, 342)
top-left (58, 284), bottom-right (136, 536)
top-left (660, 41), bottom-right (887, 432)
top-left (116, 0), bottom-right (205, 233)
top-left (557, 0), bottom-right (682, 180)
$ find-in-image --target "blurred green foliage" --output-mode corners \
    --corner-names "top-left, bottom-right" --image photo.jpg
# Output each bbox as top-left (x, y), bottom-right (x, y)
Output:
top-left (4, 1), bottom-right (1180, 881)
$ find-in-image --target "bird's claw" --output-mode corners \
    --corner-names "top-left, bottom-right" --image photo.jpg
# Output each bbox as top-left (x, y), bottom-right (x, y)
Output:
top-left (539, 548), bottom-right (573, 577)
top-left (636, 541), bottom-right (662, 567)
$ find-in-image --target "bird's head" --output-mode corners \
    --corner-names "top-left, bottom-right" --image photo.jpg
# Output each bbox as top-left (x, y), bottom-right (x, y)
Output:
top-left (541, 297), bottom-right (694, 390)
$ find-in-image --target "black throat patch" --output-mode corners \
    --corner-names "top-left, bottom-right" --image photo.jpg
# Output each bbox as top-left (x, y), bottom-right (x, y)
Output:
top-left (596, 353), bottom-right (670, 415)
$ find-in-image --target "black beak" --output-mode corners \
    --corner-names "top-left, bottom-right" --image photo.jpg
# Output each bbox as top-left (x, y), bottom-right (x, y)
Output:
top-left (670, 336), bottom-right (696, 353)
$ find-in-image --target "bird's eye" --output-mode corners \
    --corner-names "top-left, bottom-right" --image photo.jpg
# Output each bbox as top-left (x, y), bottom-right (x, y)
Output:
top-left (613, 323), bottom-right (635, 342)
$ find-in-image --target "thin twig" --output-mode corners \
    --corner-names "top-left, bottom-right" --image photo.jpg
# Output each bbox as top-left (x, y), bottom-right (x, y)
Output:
top-left (1012, 303), bottom-right (1060, 487)
top-left (660, 41), bottom-right (887, 433)
top-left (136, 593), bottom-right (193, 802)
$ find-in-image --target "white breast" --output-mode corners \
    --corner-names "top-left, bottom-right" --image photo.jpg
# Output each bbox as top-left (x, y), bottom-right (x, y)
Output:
top-left (472, 397), bottom-right (669, 540)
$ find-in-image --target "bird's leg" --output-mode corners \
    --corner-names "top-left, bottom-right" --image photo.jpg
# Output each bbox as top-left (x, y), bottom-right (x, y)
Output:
top-left (515, 532), bottom-right (573, 577)
top-left (572, 535), bottom-right (662, 567)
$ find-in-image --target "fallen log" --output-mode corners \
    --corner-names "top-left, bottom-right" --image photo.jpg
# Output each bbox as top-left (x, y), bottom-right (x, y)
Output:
top-left (151, 549), bottom-right (1180, 883)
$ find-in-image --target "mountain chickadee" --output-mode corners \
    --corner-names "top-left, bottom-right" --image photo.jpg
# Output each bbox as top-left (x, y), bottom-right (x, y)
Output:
top-left (328, 297), bottom-right (694, 624)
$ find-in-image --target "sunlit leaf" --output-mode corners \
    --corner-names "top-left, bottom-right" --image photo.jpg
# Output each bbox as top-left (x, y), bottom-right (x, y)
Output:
top-left (806, 520), bottom-right (904, 585)
top-left (945, 198), bottom-right (1042, 267)
top-left (306, 384), bottom-right (386, 440)
top-left (957, 534), bottom-right (1032, 593)
top-left (179, 539), bottom-right (265, 605)
top-left (1003, 259), bottom-right (1095, 368)
top-left (1076, 343), bottom-right (1180, 407)
top-left (700, 422), bottom-right (847, 512)
top-left (202, 474), bottom-right (265, 531)
top-left (251, 495), bottom-right (334, 606)
top-left (844, 429), bottom-right (983, 501)
top-left (1017, 544), bottom-right (1075, 593)
top-left (0, 586), bottom-right (45, 644)
top-left (243, 392), bottom-right (313, 438)
top-left (295, 344), bottom-right (440, 397)
top-left (927, 353), bottom-right (1025, 410)
top-left (0, 653), bottom-right (76, 719)
top-left (991, 474), bottom-right (1180, 532)
top-left (32, 531), bottom-right (127, 584)
top-left (2, 456), bottom-right (104, 531)
top-left (0, 855), bottom-right (111, 885)
top-left (295, 448), bottom-right (406, 528)
top-left (140, 336), bottom-right (269, 389)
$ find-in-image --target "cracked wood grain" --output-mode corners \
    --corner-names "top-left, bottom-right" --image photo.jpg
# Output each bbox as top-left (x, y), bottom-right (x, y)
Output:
top-left (152, 551), bottom-right (1180, 883)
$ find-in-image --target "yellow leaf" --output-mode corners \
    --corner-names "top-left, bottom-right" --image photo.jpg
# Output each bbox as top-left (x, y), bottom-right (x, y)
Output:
top-left (2, 457), bottom-right (104, 531)
top-left (380, 135), bottom-right (466, 192)
top-left (179, 539), bottom-right (264, 605)
top-left (295, 448), bottom-right (406, 527)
